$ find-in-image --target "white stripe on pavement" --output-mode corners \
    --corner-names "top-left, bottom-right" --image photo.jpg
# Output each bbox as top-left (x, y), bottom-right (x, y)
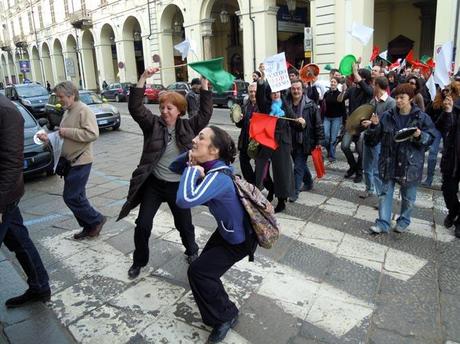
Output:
top-left (277, 214), bottom-right (428, 281)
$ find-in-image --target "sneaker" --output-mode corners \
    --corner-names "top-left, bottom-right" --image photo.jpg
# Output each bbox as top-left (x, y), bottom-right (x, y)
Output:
top-left (328, 157), bottom-right (336, 163)
top-left (344, 168), bottom-right (355, 179)
top-left (5, 288), bottom-right (51, 308)
top-left (359, 191), bottom-right (375, 199)
top-left (288, 194), bottom-right (299, 203)
top-left (73, 228), bottom-right (91, 240)
top-left (393, 224), bottom-right (408, 233)
top-left (444, 213), bottom-right (457, 228)
top-left (421, 177), bottom-right (433, 187)
top-left (368, 225), bottom-right (387, 234)
top-left (207, 315), bottom-right (238, 343)
top-left (301, 184), bottom-right (313, 192)
top-left (274, 199), bottom-right (286, 213)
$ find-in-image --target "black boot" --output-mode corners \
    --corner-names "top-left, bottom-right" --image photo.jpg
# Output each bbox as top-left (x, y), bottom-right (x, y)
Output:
top-left (207, 315), bottom-right (238, 343)
top-left (274, 198), bottom-right (286, 213)
top-left (444, 213), bottom-right (457, 228)
top-left (5, 289), bottom-right (51, 308)
top-left (128, 264), bottom-right (141, 279)
top-left (344, 168), bottom-right (355, 179)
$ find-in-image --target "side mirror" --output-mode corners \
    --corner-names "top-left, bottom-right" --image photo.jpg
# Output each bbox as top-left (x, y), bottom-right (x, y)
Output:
top-left (38, 118), bottom-right (49, 127)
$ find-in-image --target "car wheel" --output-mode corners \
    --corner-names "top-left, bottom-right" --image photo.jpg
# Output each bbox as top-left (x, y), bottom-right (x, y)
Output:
top-left (143, 96), bottom-right (149, 104)
top-left (112, 123), bottom-right (121, 131)
top-left (116, 94), bottom-right (120, 102)
top-left (227, 99), bottom-right (234, 108)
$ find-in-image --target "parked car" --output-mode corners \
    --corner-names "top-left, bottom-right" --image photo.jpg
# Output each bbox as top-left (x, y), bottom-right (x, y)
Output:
top-left (143, 84), bottom-right (166, 103)
top-left (45, 91), bottom-right (121, 130)
top-left (4, 83), bottom-right (50, 118)
top-left (100, 82), bottom-right (134, 102)
top-left (166, 82), bottom-right (191, 97)
top-left (14, 101), bottom-right (54, 176)
top-left (212, 80), bottom-right (249, 108)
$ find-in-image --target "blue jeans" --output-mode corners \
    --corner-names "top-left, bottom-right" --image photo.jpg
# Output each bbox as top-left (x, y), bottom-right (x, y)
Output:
top-left (323, 117), bottom-right (342, 159)
top-left (292, 148), bottom-right (313, 195)
top-left (63, 163), bottom-right (103, 228)
top-left (362, 142), bottom-right (381, 194)
top-left (425, 128), bottom-right (441, 181)
top-left (375, 180), bottom-right (417, 231)
top-left (0, 205), bottom-right (50, 292)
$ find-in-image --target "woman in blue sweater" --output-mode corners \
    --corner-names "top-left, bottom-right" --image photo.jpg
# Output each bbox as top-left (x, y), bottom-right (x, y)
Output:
top-left (172, 125), bottom-right (256, 343)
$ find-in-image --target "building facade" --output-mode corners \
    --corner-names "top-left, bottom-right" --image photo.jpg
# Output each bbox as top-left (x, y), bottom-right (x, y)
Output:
top-left (0, 0), bottom-right (459, 90)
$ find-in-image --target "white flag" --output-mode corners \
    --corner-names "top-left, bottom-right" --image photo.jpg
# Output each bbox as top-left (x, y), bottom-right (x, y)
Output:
top-left (433, 41), bottom-right (453, 87)
top-left (350, 22), bottom-right (374, 45)
top-left (174, 38), bottom-right (197, 60)
top-left (425, 75), bottom-right (437, 101)
top-left (378, 50), bottom-right (388, 61)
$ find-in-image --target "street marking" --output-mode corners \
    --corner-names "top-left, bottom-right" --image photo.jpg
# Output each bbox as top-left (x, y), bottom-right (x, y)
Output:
top-left (277, 216), bottom-right (428, 281)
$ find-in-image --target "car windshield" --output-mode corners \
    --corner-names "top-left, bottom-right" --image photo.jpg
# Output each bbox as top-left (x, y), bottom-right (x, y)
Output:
top-left (16, 86), bottom-right (49, 98)
top-left (15, 104), bottom-right (37, 129)
top-left (235, 82), bottom-right (248, 91)
top-left (80, 93), bottom-right (103, 105)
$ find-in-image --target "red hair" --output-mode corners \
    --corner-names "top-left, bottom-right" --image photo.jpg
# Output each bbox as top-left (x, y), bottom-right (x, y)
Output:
top-left (159, 91), bottom-right (187, 116)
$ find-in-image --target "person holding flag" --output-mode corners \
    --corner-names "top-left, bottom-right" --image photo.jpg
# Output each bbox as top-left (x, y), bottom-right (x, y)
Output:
top-left (117, 67), bottom-right (213, 279)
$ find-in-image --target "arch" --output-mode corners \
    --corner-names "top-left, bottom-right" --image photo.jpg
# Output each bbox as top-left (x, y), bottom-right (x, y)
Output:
top-left (99, 23), bottom-right (118, 84)
top-left (120, 16), bottom-right (144, 81)
top-left (64, 34), bottom-right (81, 87)
top-left (52, 38), bottom-right (66, 83)
top-left (81, 29), bottom-right (99, 89)
top-left (200, 0), bottom-right (243, 20)
top-left (159, 4), bottom-right (187, 85)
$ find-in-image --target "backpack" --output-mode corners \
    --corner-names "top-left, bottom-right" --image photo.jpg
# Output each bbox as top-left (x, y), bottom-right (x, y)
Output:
top-left (220, 169), bottom-right (280, 249)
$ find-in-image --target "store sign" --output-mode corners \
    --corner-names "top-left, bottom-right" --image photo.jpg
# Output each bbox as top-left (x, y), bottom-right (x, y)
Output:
top-left (304, 27), bottom-right (313, 51)
top-left (19, 60), bottom-right (30, 73)
top-left (277, 5), bottom-right (307, 33)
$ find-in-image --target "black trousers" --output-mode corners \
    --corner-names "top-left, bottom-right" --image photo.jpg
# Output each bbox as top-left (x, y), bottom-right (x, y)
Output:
top-left (239, 148), bottom-right (255, 185)
top-left (442, 173), bottom-right (460, 219)
top-left (133, 175), bottom-right (198, 266)
top-left (188, 230), bottom-right (252, 327)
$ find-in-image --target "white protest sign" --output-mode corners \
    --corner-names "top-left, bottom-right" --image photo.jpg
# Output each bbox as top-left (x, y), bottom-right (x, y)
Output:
top-left (263, 52), bottom-right (291, 92)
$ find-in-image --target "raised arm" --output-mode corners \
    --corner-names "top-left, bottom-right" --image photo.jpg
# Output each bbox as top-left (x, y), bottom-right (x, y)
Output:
top-left (187, 78), bottom-right (213, 134)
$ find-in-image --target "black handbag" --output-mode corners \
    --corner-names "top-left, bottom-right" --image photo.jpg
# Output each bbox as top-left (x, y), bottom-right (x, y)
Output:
top-left (55, 152), bottom-right (84, 177)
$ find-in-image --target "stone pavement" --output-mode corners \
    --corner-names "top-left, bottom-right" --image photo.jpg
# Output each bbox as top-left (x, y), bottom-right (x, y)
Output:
top-left (1, 107), bottom-right (460, 344)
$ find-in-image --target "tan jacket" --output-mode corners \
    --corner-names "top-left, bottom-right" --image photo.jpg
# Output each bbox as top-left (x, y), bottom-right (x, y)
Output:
top-left (60, 100), bottom-right (99, 166)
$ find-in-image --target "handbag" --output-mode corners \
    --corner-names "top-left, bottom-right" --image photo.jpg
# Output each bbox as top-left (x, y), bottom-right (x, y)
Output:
top-left (311, 146), bottom-right (326, 178)
top-left (55, 151), bottom-right (85, 177)
top-left (247, 139), bottom-right (260, 159)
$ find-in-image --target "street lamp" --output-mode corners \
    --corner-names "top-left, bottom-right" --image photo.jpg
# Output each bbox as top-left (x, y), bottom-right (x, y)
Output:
top-left (219, 10), bottom-right (229, 24)
top-left (286, 0), bottom-right (296, 13)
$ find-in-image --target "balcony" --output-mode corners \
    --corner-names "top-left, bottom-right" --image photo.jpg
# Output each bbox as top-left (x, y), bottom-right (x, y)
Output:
top-left (13, 35), bottom-right (28, 48)
top-left (0, 40), bottom-right (11, 51)
top-left (70, 9), bottom-right (93, 29)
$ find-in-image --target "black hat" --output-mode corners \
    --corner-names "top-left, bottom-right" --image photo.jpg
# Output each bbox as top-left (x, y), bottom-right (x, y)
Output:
top-left (191, 78), bottom-right (200, 86)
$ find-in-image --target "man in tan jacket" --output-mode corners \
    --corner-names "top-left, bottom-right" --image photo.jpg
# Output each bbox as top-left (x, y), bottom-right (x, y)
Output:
top-left (38, 81), bottom-right (105, 239)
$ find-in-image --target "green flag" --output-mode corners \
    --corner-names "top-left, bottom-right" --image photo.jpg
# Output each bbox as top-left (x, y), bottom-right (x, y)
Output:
top-left (324, 64), bottom-right (332, 71)
top-left (188, 57), bottom-right (235, 94)
top-left (420, 55), bottom-right (431, 64)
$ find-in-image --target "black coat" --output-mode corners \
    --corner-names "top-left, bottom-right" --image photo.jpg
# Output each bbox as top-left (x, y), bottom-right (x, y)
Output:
top-left (436, 101), bottom-right (460, 177)
top-left (0, 95), bottom-right (24, 213)
top-left (117, 87), bottom-right (213, 220)
top-left (236, 99), bottom-right (258, 151)
top-left (284, 94), bottom-right (324, 154)
top-left (366, 105), bottom-right (435, 185)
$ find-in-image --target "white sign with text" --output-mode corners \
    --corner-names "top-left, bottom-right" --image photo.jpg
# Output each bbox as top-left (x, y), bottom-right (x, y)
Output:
top-left (263, 52), bottom-right (291, 93)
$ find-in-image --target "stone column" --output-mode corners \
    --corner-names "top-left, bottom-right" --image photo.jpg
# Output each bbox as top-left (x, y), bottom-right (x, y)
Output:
top-left (200, 19), bottom-right (214, 60)
top-left (414, 1), bottom-right (437, 58)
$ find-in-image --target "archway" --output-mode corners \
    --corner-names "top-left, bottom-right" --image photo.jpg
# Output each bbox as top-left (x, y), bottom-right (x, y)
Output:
top-left (65, 35), bottom-right (82, 88)
top-left (7, 51), bottom-right (16, 84)
top-left (81, 30), bottom-right (99, 90)
top-left (41, 42), bottom-right (55, 88)
top-left (52, 39), bottom-right (66, 84)
top-left (121, 16), bottom-right (144, 82)
top-left (1, 54), bottom-right (8, 84)
top-left (31, 46), bottom-right (43, 83)
top-left (203, 0), bottom-right (243, 78)
top-left (159, 4), bottom-right (186, 85)
top-left (100, 23), bottom-right (118, 84)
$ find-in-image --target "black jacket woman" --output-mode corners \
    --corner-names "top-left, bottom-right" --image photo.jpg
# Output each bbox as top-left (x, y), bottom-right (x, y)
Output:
top-left (117, 67), bottom-right (213, 279)
top-left (255, 79), bottom-right (296, 212)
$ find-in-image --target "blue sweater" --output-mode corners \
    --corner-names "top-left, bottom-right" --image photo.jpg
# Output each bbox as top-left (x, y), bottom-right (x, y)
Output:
top-left (172, 154), bottom-right (246, 244)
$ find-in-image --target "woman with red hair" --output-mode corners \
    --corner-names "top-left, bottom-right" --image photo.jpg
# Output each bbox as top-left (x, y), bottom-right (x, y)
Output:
top-left (117, 67), bottom-right (213, 279)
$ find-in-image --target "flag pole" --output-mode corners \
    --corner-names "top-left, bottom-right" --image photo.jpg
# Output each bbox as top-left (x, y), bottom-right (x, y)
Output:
top-left (159, 63), bottom-right (188, 71)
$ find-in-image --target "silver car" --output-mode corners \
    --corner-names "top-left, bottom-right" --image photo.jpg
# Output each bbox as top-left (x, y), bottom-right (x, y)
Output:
top-left (45, 91), bottom-right (121, 130)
